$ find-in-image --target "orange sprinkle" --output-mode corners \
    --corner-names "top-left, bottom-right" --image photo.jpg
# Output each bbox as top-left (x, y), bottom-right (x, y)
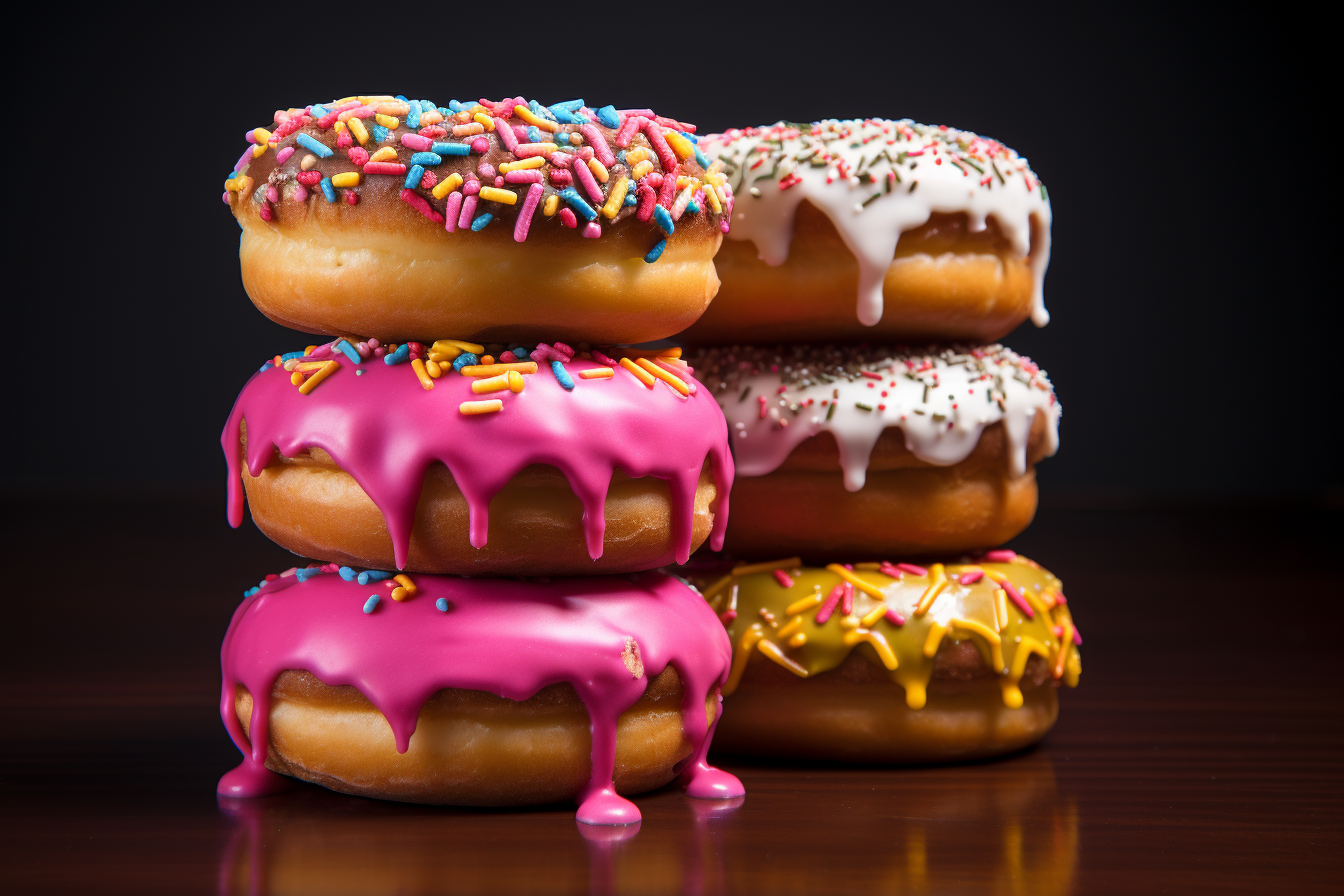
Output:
top-left (471, 373), bottom-right (513, 394)
top-left (297, 360), bottom-right (339, 394)
top-left (579, 367), bottom-right (614, 379)
top-left (619, 357), bottom-right (656, 387)
top-left (460, 362), bottom-right (537, 377)
top-left (393, 574), bottom-right (417, 595)
top-left (635, 357), bottom-right (689, 395)
top-left (411, 358), bottom-right (434, 390)
top-left (459, 399), bottom-right (503, 415)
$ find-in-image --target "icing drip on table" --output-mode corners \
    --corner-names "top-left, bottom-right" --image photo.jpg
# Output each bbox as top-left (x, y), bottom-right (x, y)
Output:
top-left (702, 119), bottom-right (1052, 327)
top-left (688, 344), bottom-right (1059, 491)
top-left (699, 553), bottom-right (1081, 711)
top-left (218, 567), bottom-right (743, 824)
top-left (223, 342), bottom-right (732, 569)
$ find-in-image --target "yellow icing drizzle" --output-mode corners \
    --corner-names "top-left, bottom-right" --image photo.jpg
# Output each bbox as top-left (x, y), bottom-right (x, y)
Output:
top-left (705, 554), bottom-right (1081, 710)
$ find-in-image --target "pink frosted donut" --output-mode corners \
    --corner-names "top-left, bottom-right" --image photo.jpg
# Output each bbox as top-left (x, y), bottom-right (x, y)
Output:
top-left (218, 566), bottom-right (744, 824)
top-left (225, 340), bottom-right (732, 575)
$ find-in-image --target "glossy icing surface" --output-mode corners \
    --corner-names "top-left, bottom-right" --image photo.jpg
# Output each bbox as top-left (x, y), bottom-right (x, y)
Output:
top-left (702, 119), bottom-right (1051, 327)
top-left (688, 344), bottom-right (1059, 490)
top-left (224, 342), bottom-right (732, 569)
top-left (219, 566), bottom-right (743, 824)
top-left (701, 554), bottom-right (1080, 711)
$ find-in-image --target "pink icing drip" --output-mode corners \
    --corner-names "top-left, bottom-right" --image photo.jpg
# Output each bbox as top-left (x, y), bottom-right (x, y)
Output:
top-left (222, 355), bottom-right (732, 570)
top-left (217, 570), bottom-right (738, 824)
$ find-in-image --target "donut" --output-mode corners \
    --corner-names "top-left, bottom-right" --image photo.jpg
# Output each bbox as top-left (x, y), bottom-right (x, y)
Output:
top-left (694, 552), bottom-right (1080, 761)
top-left (681, 119), bottom-right (1051, 345)
top-left (686, 344), bottom-right (1058, 559)
top-left (217, 566), bottom-right (744, 824)
top-left (223, 95), bottom-right (730, 346)
top-left (225, 338), bottom-right (732, 574)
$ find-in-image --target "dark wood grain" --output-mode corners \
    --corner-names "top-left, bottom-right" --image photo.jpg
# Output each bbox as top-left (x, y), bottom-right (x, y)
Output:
top-left (2, 498), bottom-right (1340, 895)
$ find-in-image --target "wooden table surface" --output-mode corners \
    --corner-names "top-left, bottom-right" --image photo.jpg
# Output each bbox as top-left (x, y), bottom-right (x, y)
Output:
top-left (3, 498), bottom-right (1340, 895)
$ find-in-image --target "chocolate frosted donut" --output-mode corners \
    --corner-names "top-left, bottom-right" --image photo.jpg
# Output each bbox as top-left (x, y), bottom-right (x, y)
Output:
top-left (695, 552), bottom-right (1081, 761)
top-left (225, 339), bottom-right (732, 574)
top-left (682, 119), bottom-right (1051, 345)
top-left (687, 344), bottom-right (1059, 559)
top-left (224, 95), bottom-right (730, 345)
top-left (218, 567), bottom-right (744, 823)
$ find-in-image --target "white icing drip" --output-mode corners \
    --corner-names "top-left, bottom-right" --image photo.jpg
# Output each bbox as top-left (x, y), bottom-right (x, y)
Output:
top-left (703, 120), bottom-right (1054, 328)
top-left (691, 345), bottom-right (1060, 491)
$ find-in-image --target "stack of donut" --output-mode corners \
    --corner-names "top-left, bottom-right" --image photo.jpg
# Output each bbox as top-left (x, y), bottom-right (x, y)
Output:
top-left (680, 118), bottom-right (1082, 761)
top-left (217, 94), bottom-right (746, 825)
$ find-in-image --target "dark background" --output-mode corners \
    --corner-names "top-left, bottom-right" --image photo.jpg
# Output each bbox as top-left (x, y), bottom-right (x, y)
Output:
top-left (6, 9), bottom-right (1336, 505)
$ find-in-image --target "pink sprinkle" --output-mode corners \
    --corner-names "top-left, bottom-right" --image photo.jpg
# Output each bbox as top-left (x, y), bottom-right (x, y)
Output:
top-left (463, 175), bottom-right (480, 196)
top-left (860, 371), bottom-right (883, 380)
top-left (265, 185), bottom-right (279, 203)
top-left (815, 583), bottom-right (845, 625)
top-left (840, 581), bottom-right (853, 615)
top-left (773, 570), bottom-right (794, 588)
top-left (400, 189), bottom-right (443, 224)
top-left (657, 172), bottom-right (678, 209)
top-left (336, 130), bottom-right (352, 149)
top-left (514, 143), bottom-right (553, 158)
top-left (757, 395), bottom-right (767, 419)
top-left (400, 134), bottom-right (433, 151)
top-left (471, 136), bottom-right (490, 154)
top-left (983, 549), bottom-right (1017, 562)
top-left (513, 182), bottom-right (543, 242)
top-left (654, 116), bottom-right (694, 134)
top-left (646, 172), bottom-right (664, 188)
top-left (1001, 581), bottom-right (1034, 619)
top-left (885, 608), bottom-right (906, 626)
top-left (643, 121), bottom-right (679, 171)
top-left (776, 385), bottom-right (787, 394)
top-left (635, 183), bottom-right (656, 221)
top-left (592, 350), bottom-right (619, 367)
top-left (419, 126), bottom-right (447, 139)
top-left (572, 153), bottom-right (604, 204)
top-left (896, 563), bottom-right (927, 577)
top-left (614, 115), bottom-right (644, 148)
top-left (444, 192), bottom-right (463, 232)
top-left (878, 561), bottom-right (903, 579)
top-left (493, 176), bottom-right (504, 188)
top-left (343, 192), bottom-right (357, 206)
top-left (548, 151), bottom-right (574, 168)
top-left (959, 569), bottom-right (984, 586)
top-left (559, 207), bottom-right (577, 228)
top-left (308, 344), bottom-right (332, 360)
top-left (276, 146), bottom-right (295, 164)
top-left (553, 342), bottom-right (575, 357)
top-left (346, 106), bottom-right (377, 120)
top-left (457, 194), bottom-right (478, 229)
top-left (582, 221), bottom-right (601, 238)
top-left (292, 185), bottom-right (308, 203)
top-left (348, 146), bottom-right (369, 166)
top-left (720, 609), bottom-right (737, 624)
top-left (1073, 626), bottom-right (1083, 646)
top-left (655, 359), bottom-right (696, 394)
top-left (579, 124), bottom-right (615, 166)
top-left (1055, 592), bottom-right (1068, 606)
top-left (575, 146), bottom-right (594, 162)
top-left (505, 170), bottom-right (543, 184)
top-left (493, 117), bottom-right (518, 153)
top-left (221, 191), bottom-right (230, 204)
top-left (478, 161), bottom-right (496, 179)
top-left (258, 201), bottom-right (273, 222)
top-left (234, 146), bottom-right (252, 173)
top-left (499, 351), bottom-right (516, 363)
top-left (549, 169), bottom-right (573, 187)
top-left (364, 162), bottom-right (407, 176)
top-left (422, 171), bottom-right (439, 190)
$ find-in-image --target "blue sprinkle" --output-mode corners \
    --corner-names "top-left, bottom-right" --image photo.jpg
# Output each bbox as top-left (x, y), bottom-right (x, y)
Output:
top-left (357, 570), bottom-right (394, 585)
top-left (384, 344), bottom-right (411, 365)
top-left (448, 99), bottom-right (464, 112)
top-left (436, 598), bottom-right (450, 612)
top-left (551, 360), bottom-right (575, 391)
top-left (644, 239), bottom-right (667, 263)
top-left (295, 133), bottom-right (333, 159)
top-left (624, 191), bottom-right (638, 207)
top-left (339, 567), bottom-right (357, 581)
top-left (395, 94), bottom-right (408, 103)
top-left (408, 100), bottom-right (421, 129)
top-left (559, 188), bottom-right (597, 221)
top-left (510, 345), bottom-right (531, 361)
top-left (470, 213), bottom-right (493, 231)
top-left (616, 150), bottom-right (627, 164)
top-left (432, 141), bottom-right (470, 156)
top-left (694, 147), bottom-right (711, 169)
top-left (333, 339), bottom-right (362, 364)
top-left (438, 106), bottom-right (450, 118)
top-left (452, 352), bottom-right (479, 372)
top-left (320, 177), bottom-right (337, 203)
top-left (597, 105), bottom-right (621, 129)
top-left (411, 152), bottom-right (442, 166)
top-left (405, 165), bottom-right (425, 189)
top-left (296, 567), bottom-right (322, 582)
top-left (549, 106), bottom-right (577, 124)
top-left (281, 351), bottom-right (306, 361)
top-left (552, 98), bottom-right (585, 112)
top-left (372, 124), bottom-right (389, 143)
top-left (686, 199), bottom-right (701, 214)
top-left (677, 130), bottom-right (698, 144)
top-left (310, 104), bottom-right (328, 118)
top-left (363, 595), bottom-right (380, 614)
top-left (244, 586), bottom-right (259, 597)
top-left (258, 362), bottom-right (270, 373)
top-left (527, 126), bottom-right (543, 144)
top-left (653, 205), bottom-right (675, 236)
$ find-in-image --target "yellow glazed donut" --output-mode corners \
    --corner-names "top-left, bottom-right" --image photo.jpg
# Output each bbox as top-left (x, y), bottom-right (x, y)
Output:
top-left (682, 119), bottom-right (1051, 345)
top-left (223, 95), bottom-right (729, 345)
top-left (696, 553), bottom-right (1081, 761)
